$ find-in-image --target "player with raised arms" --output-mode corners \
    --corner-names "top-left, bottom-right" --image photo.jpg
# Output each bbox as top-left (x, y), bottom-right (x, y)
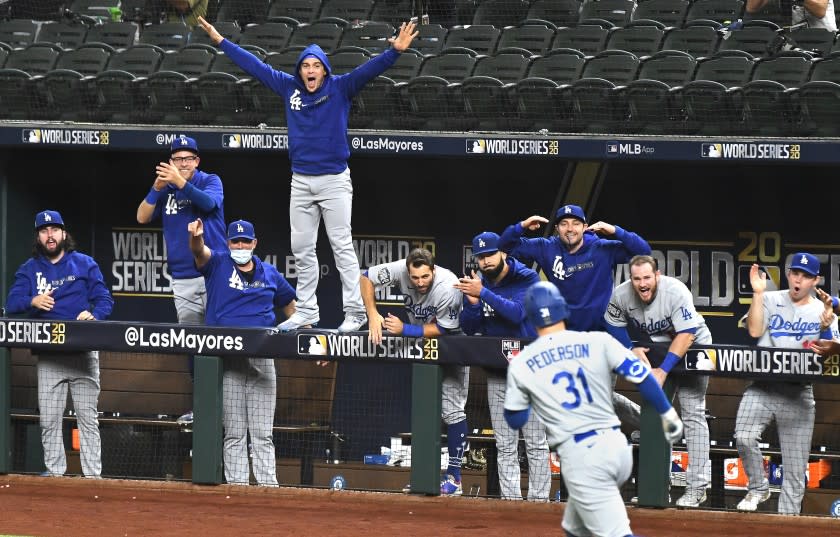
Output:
top-left (504, 282), bottom-right (683, 537)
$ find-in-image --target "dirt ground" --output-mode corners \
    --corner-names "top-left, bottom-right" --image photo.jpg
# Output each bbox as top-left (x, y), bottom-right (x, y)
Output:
top-left (1, 474), bottom-right (839, 537)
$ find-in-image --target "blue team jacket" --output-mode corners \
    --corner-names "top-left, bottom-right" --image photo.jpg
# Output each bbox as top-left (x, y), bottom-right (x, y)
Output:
top-left (6, 251), bottom-right (114, 320)
top-left (460, 257), bottom-right (540, 338)
top-left (499, 224), bottom-right (651, 332)
top-left (220, 40), bottom-right (399, 175)
top-left (153, 169), bottom-right (226, 279)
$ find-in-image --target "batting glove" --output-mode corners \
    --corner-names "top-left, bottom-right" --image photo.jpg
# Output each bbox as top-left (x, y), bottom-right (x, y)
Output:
top-left (660, 408), bottom-right (683, 444)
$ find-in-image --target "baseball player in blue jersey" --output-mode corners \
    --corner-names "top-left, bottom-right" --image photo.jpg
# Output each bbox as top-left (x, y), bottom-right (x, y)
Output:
top-left (137, 136), bottom-right (226, 424)
top-left (504, 282), bottom-right (682, 537)
top-left (361, 248), bottom-right (468, 495)
top-left (5, 210), bottom-right (114, 478)
top-left (197, 16), bottom-right (418, 333)
top-left (189, 218), bottom-right (297, 486)
top-left (457, 232), bottom-right (550, 501)
top-left (736, 254), bottom-right (838, 514)
top-left (499, 204), bottom-right (650, 426)
top-left (604, 255), bottom-right (713, 508)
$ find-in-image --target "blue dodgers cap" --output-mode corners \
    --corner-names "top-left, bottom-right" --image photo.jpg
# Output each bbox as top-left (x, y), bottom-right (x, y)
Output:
top-left (790, 252), bottom-right (820, 276)
top-left (555, 204), bottom-right (586, 223)
top-left (171, 136), bottom-right (199, 155)
top-left (472, 231), bottom-right (500, 256)
top-left (227, 220), bottom-right (256, 241)
top-left (35, 210), bottom-right (64, 229)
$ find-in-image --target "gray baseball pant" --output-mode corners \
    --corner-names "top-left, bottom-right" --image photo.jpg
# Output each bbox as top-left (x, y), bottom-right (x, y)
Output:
top-left (674, 374), bottom-right (711, 493)
top-left (172, 276), bottom-right (207, 324)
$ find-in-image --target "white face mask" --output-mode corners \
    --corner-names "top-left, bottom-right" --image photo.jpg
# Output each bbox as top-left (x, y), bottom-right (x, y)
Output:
top-left (230, 249), bottom-right (253, 265)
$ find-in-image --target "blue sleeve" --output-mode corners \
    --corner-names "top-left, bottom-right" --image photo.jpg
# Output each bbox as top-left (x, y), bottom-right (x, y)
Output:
top-left (503, 407), bottom-right (530, 430)
top-left (86, 260), bottom-right (114, 320)
top-left (5, 266), bottom-right (35, 315)
top-left (478, 286), bottom-right (527, 324)
top-left (182, 181), bottom-right (216, 213)
top-left (340, 48), bottom-right (399, 96)
top-left (605, 323), bottom-right (634, 348)
top-left (200, 251), bottom-right (222, 278)
top-left (219, 39), bottom-right (290, 93)
top-left (498, 222), bottom-right (535, 264)
top-left (821, 327), bottom-right (834, 339)
top-left (459, 298), bottom-right (483, 335)
top-left (637, 374), bottom-right (673, 414)
top-left (611, 225), bottom-right (652, 263)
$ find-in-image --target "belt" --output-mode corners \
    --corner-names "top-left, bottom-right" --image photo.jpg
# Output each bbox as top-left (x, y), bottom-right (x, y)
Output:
top-left (573, 425), bottom-right (621, 443)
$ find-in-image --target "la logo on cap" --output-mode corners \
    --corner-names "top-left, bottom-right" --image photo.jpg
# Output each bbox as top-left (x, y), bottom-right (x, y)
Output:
top-left (800, 254), bottom-right (809, 265)
top-left (564, 206), bottom-right (572, 213)
top-left (479, 239), bottom-right (486, 248)
top-left (42, 212), bottom-right (51, 222)
top-left (237, 223), bottom-right (244, 233)
top-left (179, 138), bottom-right (189, 145)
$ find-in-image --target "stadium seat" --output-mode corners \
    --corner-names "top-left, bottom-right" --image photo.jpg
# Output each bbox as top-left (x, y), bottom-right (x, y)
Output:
top-left (408, 24), bottom-right (447, 56)
top-left (400, 74), bottom-right (454, 129)
top-left (684, 0), bottom-right (744, 25)
top-left (338, 21), bottom-right (394, 54)
top-left (528, 47), bottom-right (587, 83)
top-left (139, 22), bottom-right (191, 50)
top-left (349, 74), bottom-right (399, 129)
top-left (160, 45), bottom-right (216, 77)
top-left (31, 68), bottom-right (93, 121)
top-left (265, 46), bottom-right (306, 73)
top-left (742, 0), bottom-right (787, 27)
top-left (661, 22), bottom-right (721, 59)
top-left (5, 43), bottom-right (62, 75)
top-left (0, 68), bottom-right (33, 119)
top-left (742, 50), bottom-right (814, 136)
top-left (267, 0), bottom-right (322, 25)
top-left (104, 43), bottom-right (164, 76)
top-left (36, 21), bottom-right (89, 50)
top-left (85, 21), bottom-right (140, 50)
top-left (799, 55), bottom-right (840, 135)
top-left (318, 0), bottom-right (376, 23)
top-left (385, 48), bottom-right (423, 81)
top-left (716, 19), bottom-right (781, 59)
top-left (90, 68), bottom-right (138, 122)
top-left (626, 49), bottom-right (697, 133)
top-left (243, 77), bottom-right (287, 126)
top-left (790, 27), bottom-right (835, 58)
top-left (416, 48), bottom-right (478, 81)
top-left (552, 24), bottom-right (611, 56)
top-left (190, 21), bottom-right (242, 47)
top-left (682, 50), bottom-right (755, 134)
top-left (0, 42), bottom-right (9, 68)
top-left (579, 0), bottom-right (636, 28)
top-left (211, 45), bottom-right (267, 77)
top-left (456, 74), bottom-right (513, 130)
top-left (570, 49), bottom-right (641, 132)
top-left (69, 0), bottom-right (120, 20)
top-left (238, 22), bottom-right (293, 51)
top-left (526, 0), bottom-right (582, 28)
top-left (605, 22), bottom-right (666, 58)
top-left (217, 0), bottom-right (271, 25)
top-left (137, 70), bottom-right (192, 124)
top-left (53, 43), bottom-right (112, 75)
top-left (328, 46), bottom-right (371, 74)
top-left (0, 19), bottom-right (39, 49)
top-left (369, 0), bottom-right (412, 28)
top-left (288, 21), bottom-right (344, 53)
top-left (472, 50), bottom-right (532, 82)
top-left (632, 0), bottom-right (690, 28)
top-left (191, 71), bottom-right (249, 125)
top-left (444, 25), bottom-right (501, 56)
top-left (11, 0), bottom-right (65, 20)
top-left (496, 23), bottom-right (556, 56)
top-left (471, 0), bottom-right (530, 28)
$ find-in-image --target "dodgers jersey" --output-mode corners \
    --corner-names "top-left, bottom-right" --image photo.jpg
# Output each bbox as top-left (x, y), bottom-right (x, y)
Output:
top-left (756, 290), bottom-right (840, 348)
top-left (505, 331), bottom-right (640, 448)
top-left (152, 170), bottom-right (226, 279)
top-left (6, 251), bottom-right (113, 320)
top-left (499, 223), bottom-right (650, 332)
top-left (460, 257), bottom-right (539, 338)
top-left (366, 261), bottom-right (463, 331)
top-left (605, 275), bottom-right (712, 345)
top-left (200, 251), bottom-right (296, 328)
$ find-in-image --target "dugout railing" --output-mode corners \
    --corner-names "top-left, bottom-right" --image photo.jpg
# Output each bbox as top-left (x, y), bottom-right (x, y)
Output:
top-left (1, 318), bottom-right (839, 506)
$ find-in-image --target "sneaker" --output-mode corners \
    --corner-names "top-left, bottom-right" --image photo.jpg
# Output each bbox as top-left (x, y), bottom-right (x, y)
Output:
top-left (440, 474), bottom-right (463, 496)
top-left (736, 489), bottom-right (770, 511)
top-left (675, 488), bottom-right (707, 508)
top-left (337, 313), bottom-right (367, 333)
top-left (176, 411), bottom-right (193, 425)
top-left (402, 483), bottom-right (411, 493)
top-left (276, 312), bottom-right (319, 332)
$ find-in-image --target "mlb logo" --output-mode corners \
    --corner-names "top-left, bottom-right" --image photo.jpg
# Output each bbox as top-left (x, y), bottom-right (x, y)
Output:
top-left (501, 339), bottom-right (521, 362)
top-left (686, 349), bottom-right (717, 371)
top-left (606, 142), bottom-right (619, 154)
top-left (298, 334), bottom-right (328, 356)
top-left (23, 129), bottom-right (41, 143)
top-left (223, 134), bottom-right (242, 148)
top-left (701, 143), bottom-right (722, 158)
top-left (466, 139), bottom-right (486, 153)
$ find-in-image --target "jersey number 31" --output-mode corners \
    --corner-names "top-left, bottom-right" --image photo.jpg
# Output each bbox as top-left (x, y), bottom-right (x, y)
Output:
top-left (552, 368), bottom-right (594, 410)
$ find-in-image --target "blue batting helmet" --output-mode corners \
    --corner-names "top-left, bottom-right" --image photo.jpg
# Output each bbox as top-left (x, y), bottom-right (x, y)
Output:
top-left (525, 281), bottom-right (569, 328)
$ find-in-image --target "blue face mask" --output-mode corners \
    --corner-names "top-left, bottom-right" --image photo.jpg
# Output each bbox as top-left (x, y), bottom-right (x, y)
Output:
top-left (230, 249), bottom-right (253, 265)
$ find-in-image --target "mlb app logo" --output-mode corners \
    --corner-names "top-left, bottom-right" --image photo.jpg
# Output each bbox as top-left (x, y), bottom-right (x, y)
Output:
top-left (701, 143), bottom-right (722, 158)
top-left (298, 334), bottom-right (328, 356)
top-left (466, 139), bottom-right (486, 153)
top-left (223, 134), bottom-right (242, 148)
top-left (23, 129), bottom-right (41, 143)
top-left (606, 142), bottom-right (619, 154)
